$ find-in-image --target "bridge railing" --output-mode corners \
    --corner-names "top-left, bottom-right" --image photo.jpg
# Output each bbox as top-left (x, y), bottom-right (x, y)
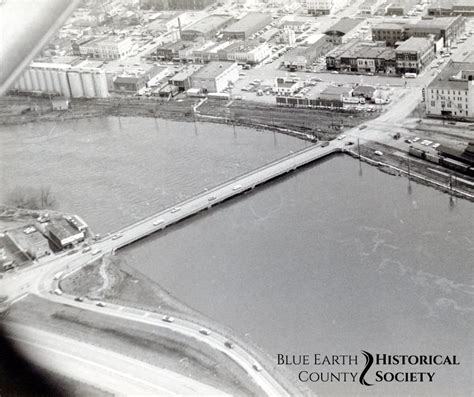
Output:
top-left (115, 143), bottom-right (341, 236)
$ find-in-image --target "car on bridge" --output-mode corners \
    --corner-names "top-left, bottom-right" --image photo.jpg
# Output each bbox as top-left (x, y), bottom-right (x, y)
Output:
top-left (232, 184), bottom-right (242, 191)
top-left (96, 301), bottom-right (106, 307)
top-left (153, 219), bottom-right (165, 226)
top-left (208, 196), bottom-right (217, 202)
top-left (321, 141), bottom-right (330, 147)
top-left (224, 341), bottom-right (234, 349)
top-left (199, 328), bottom-right (211, 336)
top-left (170, 207), bottom-right (181, 213)
top-left (92, 249), bottom-right (102, 256)
top-left (253, 363), bottom-right (263, 372)
top-left (112, 234), bottom-right (122, 240)
top-left (162, 315), bottom-right (174, 323)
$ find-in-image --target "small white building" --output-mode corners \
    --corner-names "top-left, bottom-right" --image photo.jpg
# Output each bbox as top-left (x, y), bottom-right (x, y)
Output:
top-left (190, 62), bottom-right (239, 93)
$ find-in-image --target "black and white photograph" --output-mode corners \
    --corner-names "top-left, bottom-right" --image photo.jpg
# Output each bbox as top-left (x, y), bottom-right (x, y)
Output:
top-left (0, 0), bottom-right (473, 395)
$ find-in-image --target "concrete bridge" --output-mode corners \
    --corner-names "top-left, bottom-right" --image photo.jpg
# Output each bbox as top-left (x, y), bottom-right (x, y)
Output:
top-left (106, 141), bottom-right (345, 253)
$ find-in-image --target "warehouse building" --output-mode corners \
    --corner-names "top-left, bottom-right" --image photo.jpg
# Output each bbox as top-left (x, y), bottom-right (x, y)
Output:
top-left (324, 18), bottom-right (366, 45)
top-left (190, 61), bottom-right (239, 93)
top-left (372, 22), bottom-right (406, 46)
top-left (222, 12), bottom-right (272, 40)
top-left (181, 14), bottom-right (232, 41)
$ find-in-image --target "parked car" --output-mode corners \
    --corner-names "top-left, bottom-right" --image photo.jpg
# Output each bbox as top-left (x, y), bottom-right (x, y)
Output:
top-left (374, 150), bottom-right (383, 156)
top-left (74, 296), bottom-right (84, 302)
top-left (96, 301), bottom-right (106, 307)
top-left (321, 141), bottom-right (330, 147)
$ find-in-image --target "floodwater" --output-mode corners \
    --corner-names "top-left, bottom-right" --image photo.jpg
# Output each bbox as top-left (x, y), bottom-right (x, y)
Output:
top-left (1, 117), bottom-right (472, 396)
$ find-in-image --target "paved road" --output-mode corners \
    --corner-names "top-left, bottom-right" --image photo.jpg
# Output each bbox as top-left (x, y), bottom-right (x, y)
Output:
top-left (6, 323), bottom-right (228, 396)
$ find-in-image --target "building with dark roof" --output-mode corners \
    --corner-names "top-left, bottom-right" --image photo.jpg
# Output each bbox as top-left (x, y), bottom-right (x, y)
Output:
top-left (146, 40), bottom-right (195, 61)
top-left (319, 85), bottom-right (353, 102)
top-left (326, 41), bottom-right (397, 74)
top-left (282, 35), bottom-right (330, 71)
top-left (372, 22), bottom-right (406, 46)
top-left (46, 218), bottom-right (85, 250)
top-left (324, 18), bottom-right (365, 45)
top-left (386, 0), bottom-right (417, 15)
top-left (222, 12), bottom-right (272, 40)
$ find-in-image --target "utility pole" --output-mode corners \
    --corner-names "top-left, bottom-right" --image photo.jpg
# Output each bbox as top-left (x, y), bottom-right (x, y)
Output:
top-left (357, 138), bottom-right (361, 159)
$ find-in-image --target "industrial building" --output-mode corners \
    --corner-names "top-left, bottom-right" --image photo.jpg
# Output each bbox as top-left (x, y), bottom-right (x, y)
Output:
top-left (222, 12), bottom-right (272, 40)
top-left (180, 14), bottom-right (232, 41)
top-left (324, 18), bottom-right (367, 45)
top-left (190, 61), bottom-right (239, 93)
top-left (306, 0), bottom-right (349, 15)
top-left (168, 64), bottom-right (202, 91)
top-left (12, 57), bottom-right (109, 98)
top-left (395, 36), bottom-right (435, 75)
top-left (425, 62), bottom-right (474, 120)
top-left (46, 218), bottom-right (85, 250)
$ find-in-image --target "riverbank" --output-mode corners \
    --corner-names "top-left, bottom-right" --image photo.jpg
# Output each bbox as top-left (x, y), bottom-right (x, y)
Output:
top-left (58, 254), bottom-right (310, 396)
top-left (0, 95), bottom-right (377, 141)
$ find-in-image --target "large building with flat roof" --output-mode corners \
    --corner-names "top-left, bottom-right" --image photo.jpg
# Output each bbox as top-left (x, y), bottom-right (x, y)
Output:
top-left (395, 36), bottom-right (435, 74)
top-left (425, 62), bottom-right (474, 120)
top-left (181, 14), bottom-right (232, 41)
top-left (372, 16), bottom-right (465, 47)
top-left (222, 12), bottom-right (272, 40)
top-left (190, 61), bottom-right (239, 93)
top-left (326, 41), bottom-right (397, 74)
top-left (324, 18), bottom-right (366, 45)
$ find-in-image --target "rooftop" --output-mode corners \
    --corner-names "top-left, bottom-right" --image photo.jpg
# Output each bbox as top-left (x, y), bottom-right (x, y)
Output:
top-left (321, 85), bottom-right (353, 96)
top-left (223, 12), bottom-right (271, 33)
top-left (395, 36), bottom-right (432, 52)
top-left (325, 18), bottom-right (364, 35)
top-left (183, 14), bottom-right (232, 35)
top-left (372, 22), bottom-right (405, 30)
top-left (428, 61), bottom-right (474, 90)
top-left (192, 61), bottom-right (236, 79)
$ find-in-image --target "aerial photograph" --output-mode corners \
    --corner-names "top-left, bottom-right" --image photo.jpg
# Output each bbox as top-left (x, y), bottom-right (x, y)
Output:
top-left (0, 0), bottom-right (472, 395)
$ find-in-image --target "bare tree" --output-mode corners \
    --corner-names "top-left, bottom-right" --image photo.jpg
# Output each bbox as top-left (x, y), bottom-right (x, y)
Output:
top-left (6, 186), bottom-right (57, 210)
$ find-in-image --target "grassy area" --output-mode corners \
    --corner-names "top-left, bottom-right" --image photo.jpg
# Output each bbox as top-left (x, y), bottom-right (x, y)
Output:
top-left (7, 295), bottom-right (265, 396)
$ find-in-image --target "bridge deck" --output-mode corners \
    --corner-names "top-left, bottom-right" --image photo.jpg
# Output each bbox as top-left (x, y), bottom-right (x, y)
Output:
top-left (108, 141), bottom-right (345, 251)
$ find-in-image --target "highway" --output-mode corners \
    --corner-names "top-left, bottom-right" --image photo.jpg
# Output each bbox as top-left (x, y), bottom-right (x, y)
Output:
top-left (6, 323), bottom-right (229, 396)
